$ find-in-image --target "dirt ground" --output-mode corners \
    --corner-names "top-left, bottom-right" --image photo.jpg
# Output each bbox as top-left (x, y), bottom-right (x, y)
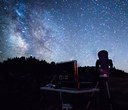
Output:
top-left (108, 77), bottom-right (128, 110)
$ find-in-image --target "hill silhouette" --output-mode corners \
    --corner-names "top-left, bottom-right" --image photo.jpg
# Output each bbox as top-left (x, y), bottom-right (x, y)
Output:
top-left (0, 56), bottom-right (128, 110)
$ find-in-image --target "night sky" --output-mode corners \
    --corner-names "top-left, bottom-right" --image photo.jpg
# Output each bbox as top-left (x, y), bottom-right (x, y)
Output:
top-left (0, 0), bottom-right (128, 72)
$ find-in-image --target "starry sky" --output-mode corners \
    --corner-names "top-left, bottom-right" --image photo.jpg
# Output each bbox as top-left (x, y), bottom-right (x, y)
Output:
top-left (0, 0), bottom-right (128, 72)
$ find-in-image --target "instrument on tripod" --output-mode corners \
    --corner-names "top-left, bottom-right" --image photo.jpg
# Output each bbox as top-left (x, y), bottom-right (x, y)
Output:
top-left (86, 50), bottom-right (114, 110)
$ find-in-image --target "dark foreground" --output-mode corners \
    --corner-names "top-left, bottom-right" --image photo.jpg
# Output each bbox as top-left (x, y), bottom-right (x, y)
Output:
top-left (0, 77), bottom-right (128, 110)
top-left (109, 77), bottom-right (128, 110)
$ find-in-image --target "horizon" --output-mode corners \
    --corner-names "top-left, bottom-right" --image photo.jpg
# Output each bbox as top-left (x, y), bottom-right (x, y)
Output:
top-left (1, 0), bottom-right (128, 72)
top-left (0, 55), bottom-right (127, 74)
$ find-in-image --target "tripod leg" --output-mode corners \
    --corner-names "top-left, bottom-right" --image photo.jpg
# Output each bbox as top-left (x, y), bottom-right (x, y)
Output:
top-left (106, 82), bottom-right (111, 99)
top-left (86, 81), bottom-right (99, 110)
top-left (106, 82), bottom-right (113, 110)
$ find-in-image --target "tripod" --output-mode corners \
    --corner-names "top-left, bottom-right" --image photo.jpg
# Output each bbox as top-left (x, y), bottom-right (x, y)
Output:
top-left (86, 77), bottom-right (113, 110)
top-left (97, 77), bottom-right (113, 110)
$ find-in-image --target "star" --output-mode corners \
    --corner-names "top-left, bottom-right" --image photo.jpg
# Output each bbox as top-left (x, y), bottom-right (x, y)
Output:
top-left (0, 0), bottom-right (128, 72)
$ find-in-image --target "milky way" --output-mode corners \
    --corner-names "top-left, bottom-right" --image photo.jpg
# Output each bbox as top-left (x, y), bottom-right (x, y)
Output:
top-left (1, 0), bottom-right (128, 72)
